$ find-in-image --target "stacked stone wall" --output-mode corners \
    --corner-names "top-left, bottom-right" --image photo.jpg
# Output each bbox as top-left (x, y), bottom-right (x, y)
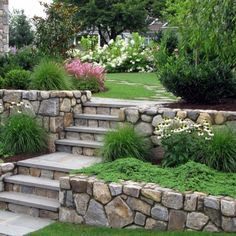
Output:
top-left (0, 0), bottom-right (8, 54)
top-left (123, 106), bottom-right (236, 160)
top-left (0, 90), bottom-right (91, 152)
top-left (59, 175), bottom-right (236, 232)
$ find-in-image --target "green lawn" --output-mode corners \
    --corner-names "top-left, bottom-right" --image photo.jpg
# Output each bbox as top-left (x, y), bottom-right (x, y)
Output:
top-left (95, 73), bottom-right (176, 101)
top-left (28, 223), bottom-right (232, 236)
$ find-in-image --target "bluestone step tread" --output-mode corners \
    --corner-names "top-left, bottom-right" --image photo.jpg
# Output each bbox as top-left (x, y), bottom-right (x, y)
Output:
top-left (84, 101), bottom-right (131, 108)
top-left (55, 139), bottom-right (103, 148)
top-left (4, 175), bottom-right (59, 191)
top-left (0, 192), bottom-right (59, 211)
top-left (76, 114), bottom-right (120, 121)
top-left (65, 126), bottom-right (114, 134)
top-left (17, 152), bottom-right (102, 172)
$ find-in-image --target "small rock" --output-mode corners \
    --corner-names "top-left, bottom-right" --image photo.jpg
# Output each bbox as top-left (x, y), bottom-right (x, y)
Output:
top-left (152, 115), bottom-right (163, 127)
top-left (162, 191), bottom-right (183, 210)
top-left (186, 212), bottom-right (209, 230)
top-left (176, 111), bottom-right (187, 119)
top-left (134, 212), bottom-right (146, 226)
top-left (145, 218), bottom-right (167, 231)
top-left (141, 114), bottom-right (153, 122)
top-left (84, 199), bottom-right (108, 227)
top-left (123, 184), bottom-right (141, 198)
top-left (221, 200), bottom-right (236, 217)
top-left (203, 222), bottom-right (220, 232)
top-left (125, 109), bottom-right (140, 124)
top-left (59, 207), bottom-right (83, 224)
top-left (141, 188), bottom-right (161, 202)
top-left (222, 216), bottom-right (236, 232)
top-left (74, 91), bottom-right (81, 98)
top-left (197, 113), bottom-right (212, 125)
top-left (1, 163), bottom-right (14, 173)
top-left (145, 107), bottom-right (158, 116)
top-left (126, 197), bottom-right (151, 215)
top-left (65, 191), bottom-right (74, 207)
top-left (204, 196), bottom-right (220, 210)
top-left (74, 193), bottom-right (90, 215)
top-left (93, 182), bottom-right (112, 204)
top-left (109, 183), bottom-right (122, 196)
top-left (187, 111), bottom-right (199, 121)
top-left (105, 197), bottom-right (133, 228)
top-left (204, 207), bottom-right (221, 227)
top-left (168, 210), bottom-right (187, 231)
top-left (214, 112), bottom-right (226, 125)
top-left (135, 122), bottom-right (153, 137)
top-left (60, 176), bottom-right (71, 190)
top-left (184, 194), bottom-right (198, 211)
top-left (39, 98), bottom-right (60, 116)
top-left (151, 204), bottom-right (168, 221)
top-left (163, 110), bottom-right (176, 119)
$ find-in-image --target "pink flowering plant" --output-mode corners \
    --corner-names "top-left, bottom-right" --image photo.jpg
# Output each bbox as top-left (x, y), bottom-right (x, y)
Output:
top-left (65, 59), bottom-right (106, 92)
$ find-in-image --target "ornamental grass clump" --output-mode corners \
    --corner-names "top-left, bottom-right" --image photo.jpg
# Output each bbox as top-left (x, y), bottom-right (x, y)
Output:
top-left (65, 59), bottom-right (106, 92)
top-left (197, 127), bottom-right (236, 172)
top-left (31, 60), bottom-right (72, 90)
top-left (2, 102), bottom-right (48, 154)
top-left (155, 117), bottom-right (213, 167)
top-left (101, 125), bottom-right (150, 162)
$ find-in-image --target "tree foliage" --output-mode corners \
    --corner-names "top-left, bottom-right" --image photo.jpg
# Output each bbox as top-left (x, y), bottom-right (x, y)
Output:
top-left (34, 2), bottom-right (80, 57)
top-left (164, 0), bottom-right (236, 67)
top-left (58, 0), bottom-right (166, 45)
top-left (9, 10), bottom-right (34, 48)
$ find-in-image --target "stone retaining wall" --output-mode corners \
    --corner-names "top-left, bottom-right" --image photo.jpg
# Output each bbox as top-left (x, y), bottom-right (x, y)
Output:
top-left (0, 0), bottom-right (8, 54)
top-left (0, 90), bottom-right (91, 151)
top-left (0, 162), bottom-right (15, 192)
top-left (59, 175), bottom-right (236, 232)
top-left (124, 106), bottom-right (236, 160)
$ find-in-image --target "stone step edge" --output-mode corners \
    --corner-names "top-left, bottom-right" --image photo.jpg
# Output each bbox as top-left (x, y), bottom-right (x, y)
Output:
top-left (4, 175), bottom-right (60, 191)
top-left (55, 139), bottom-right (104, 148)
top-left (84, 101), bottom-right (132, 108)
top-left (0, 192), bottom-right (59, 212)
top-left (65, 126), bottom-right (115, 134)
top-left (74, 114), bottom-right (120, 121)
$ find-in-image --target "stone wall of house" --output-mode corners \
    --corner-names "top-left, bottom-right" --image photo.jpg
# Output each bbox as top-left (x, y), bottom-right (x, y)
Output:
top-left (123, 106), bottom-right (236, 161)
top-left (0, 0), bottom-right (8, 54)
top-left (0, 162), bottom-right (15, 192)
top-left (59, 175), bottom-right (236, 232)
top-left (0, 90), bottom-right (91, 152)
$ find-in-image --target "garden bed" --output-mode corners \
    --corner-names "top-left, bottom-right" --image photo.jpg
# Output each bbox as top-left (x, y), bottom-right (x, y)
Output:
top-left (164, 98), bottom-right (236, 112)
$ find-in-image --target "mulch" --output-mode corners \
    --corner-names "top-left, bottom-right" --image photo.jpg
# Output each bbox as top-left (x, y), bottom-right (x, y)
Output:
top-left (163, 98), bottom-right (236, 111)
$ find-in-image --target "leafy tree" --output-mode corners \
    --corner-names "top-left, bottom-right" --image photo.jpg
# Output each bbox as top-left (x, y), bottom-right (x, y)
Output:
top-left (9, 10), bottom-right (34, 48)
top-left (58, 0), bottom-right (166, 45)
top-left (164, 0), bottom-right (236, 67)
top-left (34, 2), bottom-right (80, 57)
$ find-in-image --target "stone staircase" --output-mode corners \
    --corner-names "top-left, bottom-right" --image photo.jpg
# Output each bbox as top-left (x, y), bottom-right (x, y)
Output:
top-left (0, 100), bottom-right (132, 224)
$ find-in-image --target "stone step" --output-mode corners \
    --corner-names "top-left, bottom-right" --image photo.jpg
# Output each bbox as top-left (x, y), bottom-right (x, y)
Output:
top-left (17, 152), bottom-right (102, 173)
top-left (55, 139), bottom-right (103, 148)
top-left (75, 114), bottom-right (120, 121)
top-left (0, 192), bottom-right (59, 212)
top-left (4, 175), bottom-right (59, 191)
top-left (56, 139), bottom-right (103, 156)
top-left (65, 126), bottom-right (114, 134)
top-left (84, 101), bottom-right (131, 108)
top-left (65, 126), bottom-right (114, 142)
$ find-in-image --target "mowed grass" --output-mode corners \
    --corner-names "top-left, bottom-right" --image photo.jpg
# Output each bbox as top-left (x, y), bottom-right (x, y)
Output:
top-left (28, 223), bottom-right (233, 236)
top-left (95, 73), bottom-right (176, 100)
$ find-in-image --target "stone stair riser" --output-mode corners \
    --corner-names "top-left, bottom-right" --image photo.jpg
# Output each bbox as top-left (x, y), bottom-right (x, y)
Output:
top-left (17, 166), bottom-right (68, 180)
top-left (4, 183), bottom-right (59, 199)
top-left (56, 145), bottom-right (100, 156)
top-left (66, 132), bottom-right (104, 142)
top-left (0, 202), bottom-right (58, 220)
top-left (75, 119), bottom-right (123, 129)
top-left (83, 106), bottom-right (121, 116)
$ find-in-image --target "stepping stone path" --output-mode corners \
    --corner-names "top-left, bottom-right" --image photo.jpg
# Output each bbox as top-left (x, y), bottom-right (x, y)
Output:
top-left (0, 99), bottom-right (143, 236)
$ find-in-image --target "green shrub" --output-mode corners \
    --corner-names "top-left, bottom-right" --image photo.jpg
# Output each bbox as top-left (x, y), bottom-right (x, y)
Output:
top-left (161, 132), bottom-right (205, 167)
top-left (158, 56), bottom-right (235, 104)
top-left (101, 125), bottom-right (150, 162)
top-left (31, 60), bottom-right (72, 90)
top-left (196, 127), bottom-right (236, 172)
top-left (75, 158), bottom-right (236, 197)
top-left (2, 113), bottom-right (47, 154)
top-left (4, 69), bottom-right (31, 89)
top-left (73, 77), bottom-right (100, 93)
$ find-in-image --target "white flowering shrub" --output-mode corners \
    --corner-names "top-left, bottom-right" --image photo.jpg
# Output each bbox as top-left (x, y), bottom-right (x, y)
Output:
top-left (154, 117), bottom-right (214, 167)
top-left (68, 33), bottom-right (157, 73)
